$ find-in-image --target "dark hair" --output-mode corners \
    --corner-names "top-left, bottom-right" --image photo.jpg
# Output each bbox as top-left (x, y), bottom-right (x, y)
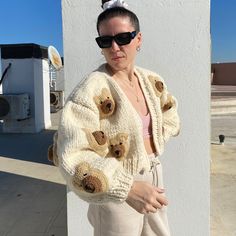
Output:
top-left (97, 6), bottom-right (140, 34)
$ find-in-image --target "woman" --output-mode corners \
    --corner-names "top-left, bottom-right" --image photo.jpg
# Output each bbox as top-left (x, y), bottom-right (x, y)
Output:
top-left (56, 0), bottom-right (180, 235)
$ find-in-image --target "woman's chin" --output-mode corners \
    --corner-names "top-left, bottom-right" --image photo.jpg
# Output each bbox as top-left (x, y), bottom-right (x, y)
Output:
top-left (107, 61), bottom-right (128, 72)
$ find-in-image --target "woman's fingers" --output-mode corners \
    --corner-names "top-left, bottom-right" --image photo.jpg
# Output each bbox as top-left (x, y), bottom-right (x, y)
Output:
top-left (126, 181), bottom-right (169, 214)
top-left (156, 194), bottom-right (168, 206)
top-left (155, 187), bottom-right (165, 193)
top-left (143, 190), bottom-right (168, 210)
top-left (160, 196), bottom-right (168, 206)
top-left (146, 205), bottom-right (159, 213)
top-left (154, 187), bottom-right (168, 206)
top-left (151, 199), bottom-right (163, 210)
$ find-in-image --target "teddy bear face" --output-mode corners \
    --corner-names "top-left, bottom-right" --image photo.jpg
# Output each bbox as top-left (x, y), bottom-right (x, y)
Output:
top-left (148, 75), bottom-right (169, 108)
top-left (100, 99), bottom-right (114, 115)
top-left (94, 88), bottom-right (116, 119)
top-left (108, 133), bottom-right (129, 161)
top-left (155, 81), bottom-right (164, 93)
top-left (162, 101), bottom-right (172, 112)
top-left (92, 131), bottom-right (107, 145)
top-left (110, 143), bottom-right (126, 159)
top-left (81, 175), bottom-right (103, 193)
top-left (148, 75), bottom-right (165, 97)
top-left (72, 162), bottom-right (108, 193)
top-left (162, 94), bottom-right (175, 112)
top-left (83, 129), bottom-right (109, 157)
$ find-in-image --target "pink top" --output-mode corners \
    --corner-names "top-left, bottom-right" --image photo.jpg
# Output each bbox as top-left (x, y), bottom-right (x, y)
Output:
top-left (141, 112), bottom-right (152, 139)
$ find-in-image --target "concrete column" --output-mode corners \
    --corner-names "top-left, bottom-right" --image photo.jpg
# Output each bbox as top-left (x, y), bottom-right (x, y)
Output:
top-left (62, 0), bottom-right (210, 235)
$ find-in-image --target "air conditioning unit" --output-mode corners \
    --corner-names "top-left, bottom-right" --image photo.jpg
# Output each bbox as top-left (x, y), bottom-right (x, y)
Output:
top-left (0, 93), bottom-right (30, 120)
top-left (50, 90), bottom-right (64, 113)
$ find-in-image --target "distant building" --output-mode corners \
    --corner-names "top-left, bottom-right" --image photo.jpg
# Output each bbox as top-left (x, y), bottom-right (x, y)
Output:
top-left (211, 62), bottom-right (236, 85)
top-left (0, 43), bottom-right (64, 132)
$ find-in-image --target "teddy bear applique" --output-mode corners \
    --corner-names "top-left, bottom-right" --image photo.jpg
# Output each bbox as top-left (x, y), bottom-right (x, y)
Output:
top-left (83, 129), bottom-right (130, 161)
top-left (148, 75), bottom-right (175, 113)
top-left (162, 94), bottom-right (176, 112)
top-left (108, 133), bottom-right (129, 161)
top-left (92, 88), bottom-right (131, 160)
top-left (94, 88), bottom-right (116, 119)
top-left (83, 129), bottom-right (109, 157)
top-left (47, 131), bottom-right (59, 166)
top-left (72, 161), bottom-right (109, 193)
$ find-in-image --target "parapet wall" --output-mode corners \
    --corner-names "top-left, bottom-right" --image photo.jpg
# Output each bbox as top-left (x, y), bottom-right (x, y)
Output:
top-left (212, 62), bottom-right (236, 85)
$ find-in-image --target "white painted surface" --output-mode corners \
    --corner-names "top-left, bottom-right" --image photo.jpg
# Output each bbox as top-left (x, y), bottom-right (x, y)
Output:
top-left (34, 59), bottom-right (51, 129)
top-left (1, 58), bottom-right (51, 132)
top-left (49, 67), bottom-right (64, 91)
top-left (67, 190), bottom-right (93, 236)
top-left (55, 68), bottom-right (65, 91)
top-left (62, 0), bottom-right (210, 235)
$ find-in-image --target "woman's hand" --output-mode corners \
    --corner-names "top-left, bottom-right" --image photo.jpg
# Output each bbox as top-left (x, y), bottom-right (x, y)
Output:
top-left (125, 181), bottom-right (168, 214)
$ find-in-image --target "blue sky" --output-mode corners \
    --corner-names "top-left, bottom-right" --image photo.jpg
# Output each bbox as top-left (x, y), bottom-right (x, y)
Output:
top-left (0, 1), bottom-right (235, 63)
top-left (0, 0), bottom-right (63, 55)
top-left (211, 0), bottom-right (236, 63)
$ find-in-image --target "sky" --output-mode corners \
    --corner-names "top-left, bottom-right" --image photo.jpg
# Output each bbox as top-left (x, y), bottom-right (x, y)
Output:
top-left (0, 0), bottom-right (63, 55)
top-left (0, 0), bottom-right (236, 63)
top-left (211, 0), bottom-right (236, 63)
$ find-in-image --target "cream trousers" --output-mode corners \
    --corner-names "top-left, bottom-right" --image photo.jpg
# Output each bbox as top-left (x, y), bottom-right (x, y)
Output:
top-left (87, 154), bottom-right (171, 236)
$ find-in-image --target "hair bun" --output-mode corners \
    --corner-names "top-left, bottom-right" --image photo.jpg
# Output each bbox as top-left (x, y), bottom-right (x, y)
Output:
top-left (102, 0), bottom-right (128, 10)
top-left (102, 0), bottom-right (110, 4)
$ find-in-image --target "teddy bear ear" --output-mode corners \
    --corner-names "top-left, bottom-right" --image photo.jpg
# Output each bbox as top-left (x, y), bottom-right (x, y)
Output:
top-left (119, 133), bottom-right (128, 141)
top-left (74, 162), bottom-right (91, 179)
top-left (93, 95), bottom-right (100, 105)
top-left (101, 88), bottom-right (109, 96)
top-left (148, 75), bottom-right (153, 79)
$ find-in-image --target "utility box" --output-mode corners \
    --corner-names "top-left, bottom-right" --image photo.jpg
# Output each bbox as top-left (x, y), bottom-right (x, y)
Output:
top-left (0, 43), bottom-right (51, 133)
top-left (0, 93), bottom-right (30, 120)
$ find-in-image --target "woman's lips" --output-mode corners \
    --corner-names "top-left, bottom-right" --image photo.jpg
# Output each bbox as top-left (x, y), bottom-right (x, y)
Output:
top-left (112, 56), bottom-right (123, 61)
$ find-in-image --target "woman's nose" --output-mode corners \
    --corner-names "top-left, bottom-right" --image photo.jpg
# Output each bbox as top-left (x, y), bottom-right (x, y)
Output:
top-left (111, 40), bottom-right (120, 51)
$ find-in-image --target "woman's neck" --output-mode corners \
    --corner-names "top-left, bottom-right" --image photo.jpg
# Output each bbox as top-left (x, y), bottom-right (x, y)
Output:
top-left (105, 63), bottom-right (135, 82)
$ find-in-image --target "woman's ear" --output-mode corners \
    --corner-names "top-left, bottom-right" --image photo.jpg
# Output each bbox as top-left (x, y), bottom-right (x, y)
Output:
top-left (136, 31), bottom-right (142, 47)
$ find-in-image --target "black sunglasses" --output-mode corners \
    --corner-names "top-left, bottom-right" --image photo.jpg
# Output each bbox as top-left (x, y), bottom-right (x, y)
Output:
top-left (96, 31), bottom-right (137, 48)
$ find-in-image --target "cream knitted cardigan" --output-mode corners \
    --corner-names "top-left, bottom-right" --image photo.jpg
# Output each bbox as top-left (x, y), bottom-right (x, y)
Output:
top-left (57, 64), bottom-right (180, 204)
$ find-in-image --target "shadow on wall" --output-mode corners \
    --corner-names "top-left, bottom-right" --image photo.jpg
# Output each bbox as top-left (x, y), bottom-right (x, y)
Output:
top-left (0, 129), bottom-right (56, 165)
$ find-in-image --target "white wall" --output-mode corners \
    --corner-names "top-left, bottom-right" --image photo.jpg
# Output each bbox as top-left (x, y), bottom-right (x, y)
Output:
top-left (62, 0), bottom-right (210, 235)
top-left (34, 59), bottom-right (51, 130)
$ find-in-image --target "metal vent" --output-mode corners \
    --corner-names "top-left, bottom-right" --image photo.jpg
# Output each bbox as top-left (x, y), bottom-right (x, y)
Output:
top-left (0, 94), bottom-right (30, 120)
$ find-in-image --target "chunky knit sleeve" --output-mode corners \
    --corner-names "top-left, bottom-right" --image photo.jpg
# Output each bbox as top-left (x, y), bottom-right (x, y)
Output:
top-left (141, 68), bottom-right (180, 144)
top-left (56, 83), bottom-right (133, 204)
top-left (162, 95), bottom-right (180, 143)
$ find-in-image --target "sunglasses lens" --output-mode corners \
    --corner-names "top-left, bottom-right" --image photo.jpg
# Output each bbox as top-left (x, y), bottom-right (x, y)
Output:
top-left (115, 32), bottom-right (132, 46)
top-left (96, 36), bottom-right (112, 48)
top-left (95, 31), bottom-right (136, 48)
